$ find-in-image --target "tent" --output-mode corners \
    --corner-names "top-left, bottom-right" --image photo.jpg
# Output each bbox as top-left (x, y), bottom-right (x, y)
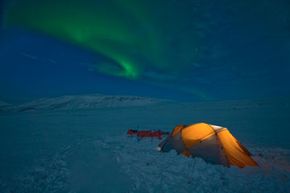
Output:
top-left (158, 123), bottom-right (258, 168)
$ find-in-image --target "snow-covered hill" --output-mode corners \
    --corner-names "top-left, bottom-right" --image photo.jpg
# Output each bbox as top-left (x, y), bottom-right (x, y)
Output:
top-left (179, 96), bottom-right (290, 110)
top-left (13, 94), bottom-right (164, 112)
top-left (2, 95), bottom-right (290, 113)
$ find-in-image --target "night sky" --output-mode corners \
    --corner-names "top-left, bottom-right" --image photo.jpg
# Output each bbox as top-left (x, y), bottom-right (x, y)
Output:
top-left (1, 0), bottom-right (290, 103)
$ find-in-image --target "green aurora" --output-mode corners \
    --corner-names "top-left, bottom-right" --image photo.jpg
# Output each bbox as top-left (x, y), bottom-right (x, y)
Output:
top-left (1, 0), bottom-right (290, 101)
top-left (4, 0), bottom-right (203, 80)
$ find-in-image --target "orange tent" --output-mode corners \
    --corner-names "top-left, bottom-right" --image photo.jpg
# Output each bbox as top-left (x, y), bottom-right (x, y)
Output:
top-left (158, 123), bottom-right (258, 168)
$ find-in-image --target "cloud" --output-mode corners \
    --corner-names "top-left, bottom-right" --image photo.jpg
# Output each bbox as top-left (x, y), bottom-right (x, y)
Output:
top-left (20, 52), bottom-right (38, 60)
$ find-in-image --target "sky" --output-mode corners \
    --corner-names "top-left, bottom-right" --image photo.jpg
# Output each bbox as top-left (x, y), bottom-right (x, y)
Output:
top-left (0, 0), bottom-right (290, 103)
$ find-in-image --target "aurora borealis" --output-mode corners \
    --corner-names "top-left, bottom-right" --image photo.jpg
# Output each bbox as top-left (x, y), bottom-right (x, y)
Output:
top-left (3, 0), bottom-right (174, 80)
top-left (1, 0), bottom-right (290, 101)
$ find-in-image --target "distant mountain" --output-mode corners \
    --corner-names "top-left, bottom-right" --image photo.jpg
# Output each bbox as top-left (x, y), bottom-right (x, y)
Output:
top-left (178, 96), bottom-right (290, 111)
top-left (14, 94), bottom-right (164, 112)
top-left (2, 95), bottom-right (289, 112)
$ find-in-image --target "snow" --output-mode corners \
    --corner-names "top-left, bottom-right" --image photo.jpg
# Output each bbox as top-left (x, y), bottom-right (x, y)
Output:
top-left (0, 97), bottom-right (289, 193)
top-left (10, 94), bottom-right (163, 112)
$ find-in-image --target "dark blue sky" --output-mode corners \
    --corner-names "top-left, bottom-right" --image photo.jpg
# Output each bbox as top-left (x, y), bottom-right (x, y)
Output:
top-left (0, 29), bottom-right (190, 103)
top-left (1, 0), bottom-right (290, 103)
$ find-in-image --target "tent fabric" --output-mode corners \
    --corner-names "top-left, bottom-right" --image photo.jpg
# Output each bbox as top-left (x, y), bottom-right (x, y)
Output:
top-left (181, 123), bottom-right (214, 148)
top-left (159, 128), bottom-right (185, 153)
top-left (186, 134), bottom-right (228, 165)
top-left (217, 129), bottom-right (257, 167)
top-left (158, 123), bottom-right (258, 168)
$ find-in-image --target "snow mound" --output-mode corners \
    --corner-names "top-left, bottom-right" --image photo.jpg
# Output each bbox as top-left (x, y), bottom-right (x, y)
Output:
top-left (14, 94), bottom-right (163, 112)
